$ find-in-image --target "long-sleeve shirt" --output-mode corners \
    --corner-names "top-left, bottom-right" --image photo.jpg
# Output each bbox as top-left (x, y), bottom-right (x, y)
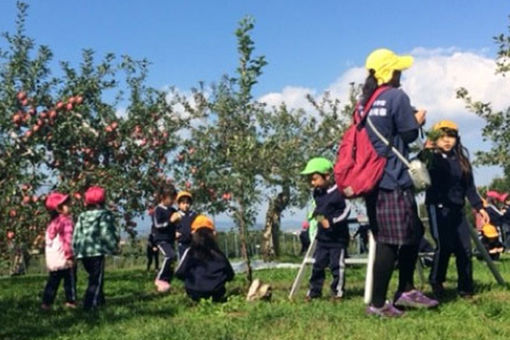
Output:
top-left (312, 184), bottom-right (351, 247)
top-left (72, 209), bottom-right (119, 259)
top-left (175, 248), bottom-right (234, 293)
top-left (419, 149), bottom-right (483, 210)
top-left (176, 210), bottom-right (197, 245)
top-left (152, 204), bottom-right (177, 243)
top-left (46, 214), bottom-right (74, 259)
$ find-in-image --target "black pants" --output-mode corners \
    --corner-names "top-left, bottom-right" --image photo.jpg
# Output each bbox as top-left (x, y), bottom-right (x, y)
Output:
top-left (146, 245), bottom-right (159, 271)
top-left (428, 205), bottom-right (473, 293)
top-left (186, 287), bottom-right (226, 302)
top-left (307, 244), bottom-right (346, 298)
top-left (82, 256), bottom-right (105, 309)
top-left (156, 241), bottom-right (176, 282)
top-left (178, 242), bottom-right (189, 259)
top-left (42, 267), bottom-right (77, 305)
top-left (370, 243), bottom-right (419, 308)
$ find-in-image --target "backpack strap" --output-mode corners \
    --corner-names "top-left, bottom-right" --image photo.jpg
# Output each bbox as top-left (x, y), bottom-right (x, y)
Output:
top-left (357, 86), bottom-right (390, 124)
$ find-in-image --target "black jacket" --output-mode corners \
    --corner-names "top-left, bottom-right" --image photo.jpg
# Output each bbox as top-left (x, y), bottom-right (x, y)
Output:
top-left (176, 210), bottom-right (197, 245)
top-left (152, 204), bottom-right (178, 243)
top-left (175, 248), bottom-right (234, 293)
top-left (312, 184), bottom-right (350, 247)
top-left (419, 149), bottom-right (482, 210)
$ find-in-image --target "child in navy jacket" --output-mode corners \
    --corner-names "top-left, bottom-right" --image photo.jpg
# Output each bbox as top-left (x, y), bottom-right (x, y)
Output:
top-left (175, 215), bottom-right (234, 302)
top-left (420, 120), bottom-right (489, 298)
top-left (175, 191), bottom-right (197, 258)
top-left (152, 186), bottom-right (181, 292)
top-left (301, 157), bottom-right (350, 300)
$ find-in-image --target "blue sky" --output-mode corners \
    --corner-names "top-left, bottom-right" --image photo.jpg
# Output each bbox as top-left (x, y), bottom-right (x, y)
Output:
top-left (2, 1), bottom-right (510, 228)
top-left (1, 1), bottom-right (509, 95)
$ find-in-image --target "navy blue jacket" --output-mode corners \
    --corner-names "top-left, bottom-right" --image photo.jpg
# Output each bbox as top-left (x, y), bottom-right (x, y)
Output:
top-left (152, 204), bottom-right (178, 243)
top-left (176, 210), bottom-right (197, 245)
top-left (419, 149), bottom-right (483, 210)
top-left (175, 248), bottom-right (234, 293)
top-left (312, 184), bottom-right (351, 247)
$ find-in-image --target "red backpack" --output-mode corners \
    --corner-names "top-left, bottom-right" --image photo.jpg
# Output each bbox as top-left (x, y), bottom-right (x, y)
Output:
top-left (334, 86), bottom-right (389, 198)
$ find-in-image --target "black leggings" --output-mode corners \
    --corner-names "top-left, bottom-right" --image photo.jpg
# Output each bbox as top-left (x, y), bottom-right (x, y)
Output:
top-left (371, 243), bottom-right (419, 308)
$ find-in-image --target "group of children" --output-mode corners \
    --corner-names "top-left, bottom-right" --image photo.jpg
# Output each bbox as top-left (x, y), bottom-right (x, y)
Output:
top-left (42, 184), bottom-right (234, 310)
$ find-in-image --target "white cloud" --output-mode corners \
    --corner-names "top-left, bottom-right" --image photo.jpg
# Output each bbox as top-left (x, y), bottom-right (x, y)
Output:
top-left (258, 48), bottom-right (510, 185)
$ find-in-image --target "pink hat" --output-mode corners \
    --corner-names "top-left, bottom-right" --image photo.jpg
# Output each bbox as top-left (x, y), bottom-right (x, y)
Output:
top-left (84, 186), bottom-right (105, 205)
top-left (487, 190), bottom-right (501, 200)
top-left (45, 192), bottom-right (69, 211)
top-left (302, 221), bottom-right (310, 229)
top-left (500, 193), bottom-right (509, 202)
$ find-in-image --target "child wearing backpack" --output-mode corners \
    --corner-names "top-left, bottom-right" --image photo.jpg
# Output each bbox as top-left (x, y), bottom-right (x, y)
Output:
top-left (355, 49), bottom-right (438, 317)
top-left (41, 192), bottom-right (76, 310)
top-left (175, 191), bottom-right (197, 258)
top-left (301, 157), bottom-right (351, 301)
top-left (175, 215), bottom-right (234, 302)
top-left (420, 120), bottom-right (489, 298)
top-left (152, 186), bottom-right (181, 292)
top-left (73, 186), bottom-right (119, 310)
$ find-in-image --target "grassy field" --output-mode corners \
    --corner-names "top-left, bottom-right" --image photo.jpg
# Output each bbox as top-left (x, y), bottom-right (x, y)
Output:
top-left (1, 255), bottom-right (510, 340)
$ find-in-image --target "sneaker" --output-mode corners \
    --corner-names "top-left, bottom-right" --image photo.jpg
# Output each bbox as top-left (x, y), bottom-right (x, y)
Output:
top-left (155, 279), bottom-right (171, 292)
top-left (366, 301), bottom-right (404, 317)
top-left (458, 291), bottom-right (474, 299)
top-left (40, 303), bottom-right (51, 311)
top-left (394, 289), bottom-right (439, 309)
top-left (64, 302), bottom-right (77, 309)
top-left (431, 283), bottom-right (445, 298)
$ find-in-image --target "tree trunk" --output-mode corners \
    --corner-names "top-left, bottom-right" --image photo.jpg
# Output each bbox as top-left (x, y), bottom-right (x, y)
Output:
top-left (262, 187), bottom-right (290, 261)
top-left (237, 201), bottom-right (253, 283)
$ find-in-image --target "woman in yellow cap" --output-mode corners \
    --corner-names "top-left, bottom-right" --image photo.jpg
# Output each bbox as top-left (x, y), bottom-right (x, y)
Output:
top-left (419, 120), bottom-right (489, 299)
top-left (175, 215), bottom-right (234, 302)
top-left (362, 49), bottom-right (437, 317)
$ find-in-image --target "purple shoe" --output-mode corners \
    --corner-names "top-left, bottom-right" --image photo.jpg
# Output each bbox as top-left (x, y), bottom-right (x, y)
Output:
top-left (394, 289), bottom-right (439, 309)
top-left (366, 301), bottom-right (404, 317)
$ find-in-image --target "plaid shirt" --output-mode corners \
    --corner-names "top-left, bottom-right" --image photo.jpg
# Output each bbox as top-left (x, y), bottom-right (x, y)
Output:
top-left (73, 209), bottom-right (119, 259)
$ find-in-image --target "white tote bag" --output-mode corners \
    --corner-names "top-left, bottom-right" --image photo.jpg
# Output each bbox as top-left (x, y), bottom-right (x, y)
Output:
top-left (45, 231), bottom-right (68, 271)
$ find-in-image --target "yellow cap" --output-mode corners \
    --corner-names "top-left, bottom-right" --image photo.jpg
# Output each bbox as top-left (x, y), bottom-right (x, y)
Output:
top-left (482, 223), bottom-right (499, 238)
top-left (432, 120), bottom-right (458, 131)
top-left (176, 191), bottom-right (192, 202)
top-left (365, 48), bottom-right (414, 85)
top-left (191, 215), bottom-right (215, 232)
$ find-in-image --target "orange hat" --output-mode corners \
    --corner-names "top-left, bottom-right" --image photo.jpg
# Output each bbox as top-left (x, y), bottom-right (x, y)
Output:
top-left (191, 215), bottom-right (215, 232)
top-left (176, 191), bottom-right (192, 203)
top-left (482, 223), bottom-right (499, 238)
top-left (84, 186), bottom-right (105, 205)
top-left (432, 120), bottom-right (458, 131)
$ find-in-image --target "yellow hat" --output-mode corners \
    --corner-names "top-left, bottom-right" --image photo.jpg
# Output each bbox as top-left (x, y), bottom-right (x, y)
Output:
top-left (482, 223), bottom-right (499, 238)
top-left (191, 215), bottom-right (215, 232)
top-left (432, 120), bottom-right (458, 131)
top-left (176, 191), bottom-right (192, 202)
top-left (365, 48), bottom-right (414, 85)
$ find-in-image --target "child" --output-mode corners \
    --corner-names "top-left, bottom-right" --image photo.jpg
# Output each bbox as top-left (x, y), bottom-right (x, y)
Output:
top-left (301, 157), bottom-right (351, 301)
top-left (152, 186), bottom-right (181, 292)
top-left (146, 233), bottom-right (159, 271)
top-left (420, 120), bottom-right (489, 298)
top-left (73, 186), bottom-right (119, 310)
top-left (175, 191), bottom-right (197, 258)
top-left (41, 192), bottom-right (76, 310)
top-left (175, 215), bottom-right (234, 302)
top-left (299, 221), bottom-right (311, 255)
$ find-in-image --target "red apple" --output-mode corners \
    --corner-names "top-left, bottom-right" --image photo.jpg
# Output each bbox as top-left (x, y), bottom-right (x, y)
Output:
top-left (75, 95), bottom-right (83, 104)
top-left (105, 125), bottom-right (113, 133)
top-left (68, 96), bottom-right (76, 104)
top-left (16, 91), bottom-right (27, 101)
top-left (32, 124), bottom-right (40, 132)
top-left (21, 184), bottom-right (30, 191)
top-left (31, 195), bottom-right (38, 203)
top-left (111, 121), bottom-right (118, 130)
top-left (188, 147), bottom-right (196, 155)
top-left (56, 101), bottom-right (64, 111)
top-left (40, 111), bottom-right (48, 119)
top-left (24, 130), bottom-right (33, 138)
top-left (65, 102), bottom-right (73, 111)
top-left (12, 113), bottom-right (22, 125)
top-left (22, 195), bottom-right (31, 204)
top-left (9, 209), bottom-right (17, 218)
top-left (21, 98), bottom-right (29, 106)
top-left (49, 110), bottom-right (57, 119)
top-left (185, 181), bottom-right (191, 189)
top-left (7, 231), bottom-right (15, 240)
top-left (27, 107), bottom-right (36, 116)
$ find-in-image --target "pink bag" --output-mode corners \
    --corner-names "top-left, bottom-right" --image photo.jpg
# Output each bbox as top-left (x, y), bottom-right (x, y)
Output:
top-left (45, 231), bottom-right (69, 271)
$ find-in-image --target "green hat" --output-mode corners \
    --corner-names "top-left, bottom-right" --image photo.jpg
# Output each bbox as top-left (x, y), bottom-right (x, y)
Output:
top-left (301, 157), bottom-right (333, 175)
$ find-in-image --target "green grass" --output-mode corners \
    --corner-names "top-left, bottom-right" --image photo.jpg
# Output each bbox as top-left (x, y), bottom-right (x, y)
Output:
top-left (1, 256), bottom-right (510, 340)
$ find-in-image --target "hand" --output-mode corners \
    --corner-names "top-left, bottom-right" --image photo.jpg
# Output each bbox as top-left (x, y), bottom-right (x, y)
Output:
top-left (479, 208), bottom-right (490, 224)
top-left (424, 139), bottom-right (435, 149)
top-left (176, 232), bottom-right (182, 239)
top-left (153, 247), bottom-right (158, 252)
top-left (414, 109), bottom-right (427, 126)
top-left (320, 218), bottom-right (330, 229)
top-left (65, 259), bottom-right (74, 268)
top-left (170, 212), bottom-right (182, 223)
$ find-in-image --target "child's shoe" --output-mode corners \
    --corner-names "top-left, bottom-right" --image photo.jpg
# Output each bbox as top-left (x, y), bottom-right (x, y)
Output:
top-left (41, 303), bottom-right (51, 311)
top-left (431, 283), bottom-right (445, 298)
top-left (366, 301), bottom-right (404, 318)
top-left (155, 279), bottom-right (171, 292)
top-left (64, 302), bottom-right (77, 309)
top-left (394, 289), bottom-right (439, 309)
top-left (458, 291), bottom-right (474, 299)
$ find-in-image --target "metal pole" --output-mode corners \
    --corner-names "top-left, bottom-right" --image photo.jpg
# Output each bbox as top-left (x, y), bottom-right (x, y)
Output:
top-left (363, 230), bottom-right (376, 304)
